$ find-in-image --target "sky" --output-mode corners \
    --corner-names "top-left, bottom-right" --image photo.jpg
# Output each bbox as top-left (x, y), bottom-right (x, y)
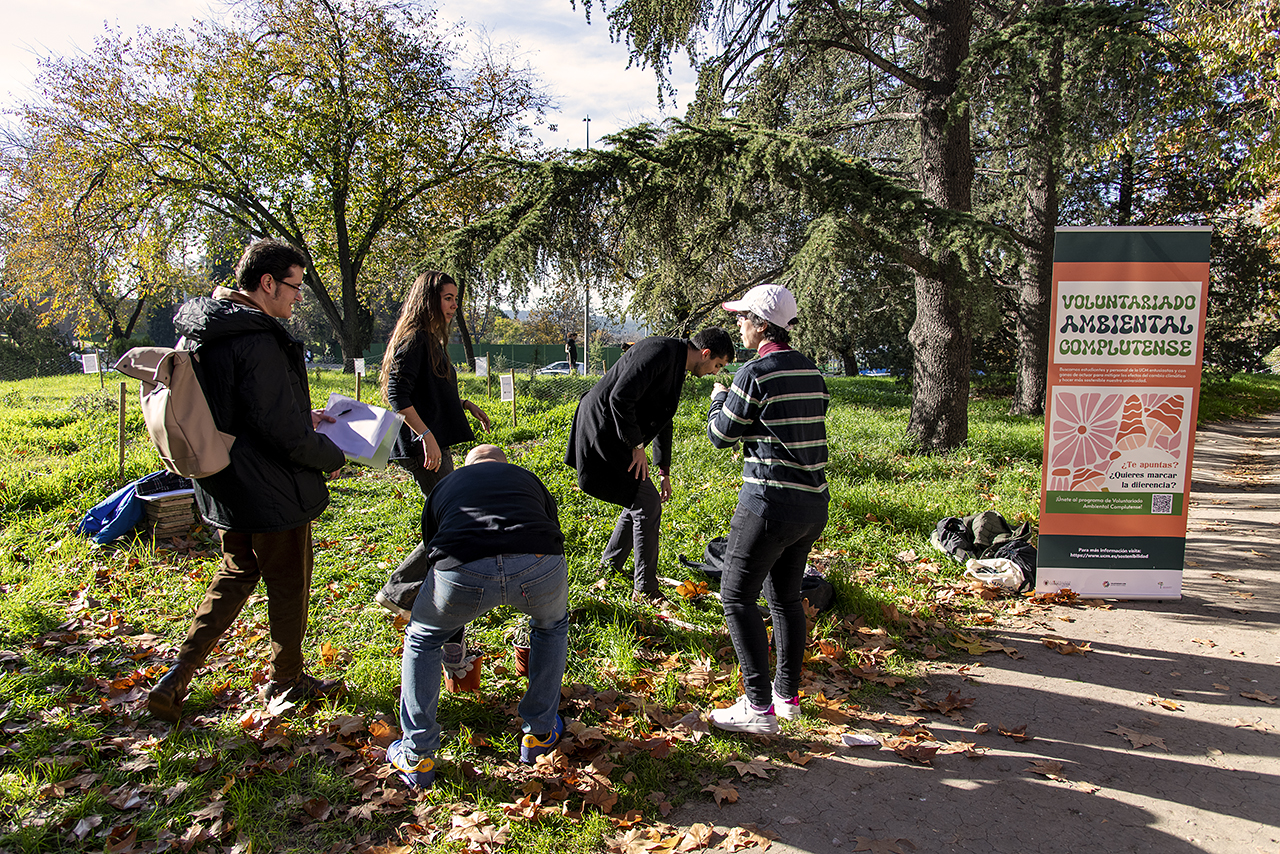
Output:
top-left (1, 0), bottom-right (700, 150)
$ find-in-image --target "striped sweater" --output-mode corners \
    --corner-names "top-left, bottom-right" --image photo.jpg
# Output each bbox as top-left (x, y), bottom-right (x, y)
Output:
top-left (707, 347), bottom-right (829, 522)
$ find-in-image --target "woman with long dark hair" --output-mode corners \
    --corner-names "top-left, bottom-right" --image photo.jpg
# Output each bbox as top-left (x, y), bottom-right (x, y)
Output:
top-left (376, 271), bottom-right (490, 617)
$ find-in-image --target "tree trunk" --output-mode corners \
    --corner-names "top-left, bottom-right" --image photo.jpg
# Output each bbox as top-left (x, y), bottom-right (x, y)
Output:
top-left (1117, 152), bottom-right (1134, 225)
top-left (906, 0), bottom-right (974, 452)
top-left (1010, 0), bottom-right (1063, 417)
top-left (841, 350), bottom-right (859, 377)
top-left (457, 303), bottom-right (476, 371)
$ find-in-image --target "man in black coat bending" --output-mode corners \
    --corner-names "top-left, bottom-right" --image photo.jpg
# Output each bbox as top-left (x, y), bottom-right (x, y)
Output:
top-left (565, 329), bottom-right (734, 602)
top-left (147, 238), bottom-right (347, 723)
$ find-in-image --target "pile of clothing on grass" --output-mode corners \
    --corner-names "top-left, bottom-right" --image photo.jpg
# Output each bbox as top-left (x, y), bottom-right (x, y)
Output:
top-left (929, 510), bottom-right (1037, 593)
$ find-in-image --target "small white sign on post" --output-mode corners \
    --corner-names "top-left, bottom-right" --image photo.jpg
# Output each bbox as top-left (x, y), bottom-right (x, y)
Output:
top-left (354, 358), bottom-right (366, 376)
top-left (474, 356), bottom-right (489, 377)
top-left (499, 374), bottom-right (515, 402)
top-left (81, 353), bottom-right (99, 374)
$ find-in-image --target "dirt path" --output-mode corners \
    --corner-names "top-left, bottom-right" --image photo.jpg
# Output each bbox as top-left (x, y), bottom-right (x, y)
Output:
top-left (668, 414), bottom-right (1280, 854)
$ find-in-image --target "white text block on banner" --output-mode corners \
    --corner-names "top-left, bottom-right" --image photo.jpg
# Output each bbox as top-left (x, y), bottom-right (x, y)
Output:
top-left (475, 356), bottom-right (489, 377)
top-left (499, 374), bottom-right (514, 402)
top-left (81, 353), bottom-right (99, 374)
top-left (353, 358), bottom-right (365, 376)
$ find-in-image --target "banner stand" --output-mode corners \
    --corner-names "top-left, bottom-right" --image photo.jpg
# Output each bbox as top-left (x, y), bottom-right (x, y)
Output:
top-left (1036, 226), bottom-right (1212, 600)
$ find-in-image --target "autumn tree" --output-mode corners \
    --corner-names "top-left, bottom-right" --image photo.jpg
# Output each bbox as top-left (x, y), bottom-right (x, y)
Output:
top-left (11, 0), bottom-right (545, 369)
top-left (0, 120), bottom-right (190, 343)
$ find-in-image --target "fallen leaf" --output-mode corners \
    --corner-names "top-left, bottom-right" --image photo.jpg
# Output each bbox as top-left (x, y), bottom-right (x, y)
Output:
top-left (1041, 637), bottom-right (1090, 655)
top-left (1108, 725), bottom-right (1168, 751)
top-left (583, 782), bottom-right (619, 814)
top-left (72, 815), bottom-right (104, 840)
top-left (997, 724), bottom-right (1032, 742)
top-left (1148, 696), bottom-right (1183, 711)
top-left (703, 780), bottom-right (739, 807)
top-left (1240, 690), bottom-right (1277, 704)
top-left (726, 758), bottom-right (774, 779)
top-left (1025, 759), bottom-right (1064, 777)
top-left (786, 750), bottom-right (813, 766)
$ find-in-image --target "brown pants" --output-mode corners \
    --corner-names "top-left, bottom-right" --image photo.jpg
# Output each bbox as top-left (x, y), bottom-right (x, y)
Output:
top-left (178, 523), bottom-right (313, 683)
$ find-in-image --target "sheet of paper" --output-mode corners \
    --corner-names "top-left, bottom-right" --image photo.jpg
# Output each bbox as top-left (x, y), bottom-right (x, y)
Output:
top-left (316, 393), bottom-right (403, 468)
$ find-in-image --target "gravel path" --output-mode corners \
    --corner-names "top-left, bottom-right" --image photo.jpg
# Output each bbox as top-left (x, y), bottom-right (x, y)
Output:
top-left (667, 413), bottom-right (1280, 854)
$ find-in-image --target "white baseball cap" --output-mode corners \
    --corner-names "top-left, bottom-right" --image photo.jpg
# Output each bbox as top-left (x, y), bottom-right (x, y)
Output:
top-left (722, 284), bottom-right (798, 328)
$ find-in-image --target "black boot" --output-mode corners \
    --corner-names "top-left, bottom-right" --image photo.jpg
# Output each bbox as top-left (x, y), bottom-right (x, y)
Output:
top-left (148, 660), bottom-right (198, 723)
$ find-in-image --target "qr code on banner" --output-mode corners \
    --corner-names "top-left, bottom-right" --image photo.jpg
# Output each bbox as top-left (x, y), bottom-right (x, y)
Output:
top-left (1151, 494), bottom-right (1174, 514)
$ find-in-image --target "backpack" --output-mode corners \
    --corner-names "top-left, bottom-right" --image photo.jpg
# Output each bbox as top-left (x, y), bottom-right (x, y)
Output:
top-left (78, 480), bottom-right (146, 545)
top-left (115, 347), bottom-right (235, 479)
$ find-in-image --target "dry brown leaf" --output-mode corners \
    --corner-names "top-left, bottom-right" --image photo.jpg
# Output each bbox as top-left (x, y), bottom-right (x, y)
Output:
top-left (675, 823), bottom-right (717, 852)
top-left (997, 724), bottom-right (1032, 742)
top-left (583, 782), bottom-right (619, 814)
top-left (1148, 696), bottom-right (1183, 711)
top-left (726, 758), bottom-right (774, 779)
top-left (1041, 637), bottom-right (1091, 655)
top-left (1025, 759), bottom-right (1064, 777)
top-left (1108, 725), bottom-right (1168, 751)
top-left (786, 750), bottom-right (813, 766)
top-left (703, 780), bottom-right (739, 807)
top-left (1240, 690), bottom-right (1277, 704)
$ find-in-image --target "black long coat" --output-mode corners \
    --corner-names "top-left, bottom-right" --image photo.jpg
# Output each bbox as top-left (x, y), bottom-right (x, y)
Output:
top-left (564, 336), bottom-right (688, 507)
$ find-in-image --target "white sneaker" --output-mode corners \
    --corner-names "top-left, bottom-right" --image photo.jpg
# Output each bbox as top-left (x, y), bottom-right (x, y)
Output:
top-left (374, 591), bottom-right (411, 620)
top-left (709, 696), bottom-right (780, 735)
top-left (772, 690), bottom-right (802, 721)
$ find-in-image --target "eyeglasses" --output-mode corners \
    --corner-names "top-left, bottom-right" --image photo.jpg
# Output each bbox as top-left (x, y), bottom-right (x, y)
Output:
top-left (273, 275), bottom-right (306, 292)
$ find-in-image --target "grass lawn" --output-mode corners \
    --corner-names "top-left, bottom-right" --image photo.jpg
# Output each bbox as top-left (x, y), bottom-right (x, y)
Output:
top-left (1, 369), bottom-right (1276, 853)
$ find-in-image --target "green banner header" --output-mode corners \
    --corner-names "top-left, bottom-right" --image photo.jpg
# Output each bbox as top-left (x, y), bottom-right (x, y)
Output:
top-left (1054, 228), bottom-right (1212, 264)
top-left (1044, 491), bottom-right (1183, 516)
top-left (1038, 535), bottom-right (1186, 570)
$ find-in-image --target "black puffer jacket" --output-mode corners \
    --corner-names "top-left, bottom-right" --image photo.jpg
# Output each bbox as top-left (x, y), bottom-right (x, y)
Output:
top-left (174, 294), bottom-right (344, 533)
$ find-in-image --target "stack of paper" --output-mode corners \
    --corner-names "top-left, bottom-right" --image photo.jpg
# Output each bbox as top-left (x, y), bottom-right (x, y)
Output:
top-left (316, 393), bottom-right (404, 469)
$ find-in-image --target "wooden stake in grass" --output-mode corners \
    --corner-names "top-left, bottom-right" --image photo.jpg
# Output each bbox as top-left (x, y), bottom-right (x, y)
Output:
top-left (117, 381), bottom-right (127, 487)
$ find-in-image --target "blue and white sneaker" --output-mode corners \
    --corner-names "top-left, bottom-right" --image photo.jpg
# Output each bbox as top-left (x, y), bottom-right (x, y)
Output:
top-left (386, 739), bottom-right (435, 788)
top-left (520, 714), bottom-right (565, 764)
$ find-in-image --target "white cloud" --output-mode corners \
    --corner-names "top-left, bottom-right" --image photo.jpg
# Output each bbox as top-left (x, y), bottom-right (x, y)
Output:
top-left (0, 0), bottom-right (700, 147)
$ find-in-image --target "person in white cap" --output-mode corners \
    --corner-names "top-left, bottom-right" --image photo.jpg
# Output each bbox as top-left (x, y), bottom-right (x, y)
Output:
top-left (705, 284), bottom-right (830, 734)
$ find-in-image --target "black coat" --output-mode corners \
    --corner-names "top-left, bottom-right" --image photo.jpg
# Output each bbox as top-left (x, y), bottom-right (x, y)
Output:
top-left (174, 294), bottom-right (345, 533)
top-left (564, 336), bottom-right (688, 507)
top-left (384, 330), bottom-right (474, 459)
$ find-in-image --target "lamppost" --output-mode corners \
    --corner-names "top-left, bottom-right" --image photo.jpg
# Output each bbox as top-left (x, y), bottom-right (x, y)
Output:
top-left (582, 115), bottom-right (591, 373)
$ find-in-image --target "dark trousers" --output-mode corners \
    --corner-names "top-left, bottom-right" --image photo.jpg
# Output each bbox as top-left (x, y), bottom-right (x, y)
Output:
top-left (396, 443), bottom-right (454, 501)
top-left (177, 523), bottom-right (313, 683)
top-left (720, 505), bottom-right (826, 709)
top-left (380, 448), bottom-right (454, 611)
top-left (601, 478), bottom-right (662, 594)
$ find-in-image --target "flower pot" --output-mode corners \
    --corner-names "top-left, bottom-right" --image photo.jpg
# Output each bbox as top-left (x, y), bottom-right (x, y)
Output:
top-left (513, 644), bottom-right (531, 677)
top-left (443, 654), bottom-right (483, 693)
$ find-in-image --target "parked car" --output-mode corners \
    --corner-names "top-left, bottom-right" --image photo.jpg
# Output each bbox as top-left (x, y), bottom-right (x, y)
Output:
top-left (536, 361), bottom-right (582, 375)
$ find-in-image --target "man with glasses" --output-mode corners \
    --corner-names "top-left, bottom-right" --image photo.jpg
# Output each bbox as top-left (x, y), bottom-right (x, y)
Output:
top-left (148, 238), bottom-right (347, 723)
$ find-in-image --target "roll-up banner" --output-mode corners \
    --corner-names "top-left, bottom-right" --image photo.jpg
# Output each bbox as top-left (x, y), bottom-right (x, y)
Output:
top-left (1037, 226), bottom-right (1212, 599)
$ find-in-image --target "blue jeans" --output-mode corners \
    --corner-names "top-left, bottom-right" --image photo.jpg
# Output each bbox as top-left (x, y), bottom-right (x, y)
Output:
top-left (398, 553), bottom-right (569, 761)
top-left (720, 505), bottom-right (827, 709)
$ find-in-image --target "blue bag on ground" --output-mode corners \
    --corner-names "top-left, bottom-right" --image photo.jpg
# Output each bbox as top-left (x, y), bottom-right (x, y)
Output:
top-left (77, 470), bottom-right (173, 544)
